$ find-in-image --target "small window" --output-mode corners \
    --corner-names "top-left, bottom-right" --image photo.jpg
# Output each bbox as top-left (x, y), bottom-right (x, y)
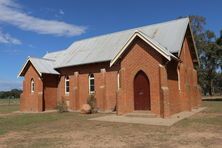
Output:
top-left (117, 72), bottom-right (120, 90)
top-left (89, 74), bottom-right (95, 94)
top-left (31, 79), bottom-right (35, 93)
top-left (65, 76), bottom-right (70, 95)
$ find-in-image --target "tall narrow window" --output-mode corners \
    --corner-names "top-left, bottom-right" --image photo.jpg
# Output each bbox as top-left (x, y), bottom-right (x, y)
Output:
top-left (31, 79), bottom-right (35, 93)
top-left (89, 74), bottom-right (95, 94)
top-left (117, 72), bottom-right (120, 90)
top-left (177, 68), bottom-right (181, 91)
top-left (65, 76), bottom-right (70, 95)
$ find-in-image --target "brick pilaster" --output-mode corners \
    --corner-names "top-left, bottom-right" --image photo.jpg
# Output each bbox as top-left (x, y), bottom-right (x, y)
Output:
top-left (117, 68), bottom-right (126, 115)
top-left (73, 72), bottom-right (80, 110)
top-left (159, 65), bottom-right (170, 118)
top-left (99, 68), bottom-right (106, 111)
top-left (38, 92), bottom-right (43, 112)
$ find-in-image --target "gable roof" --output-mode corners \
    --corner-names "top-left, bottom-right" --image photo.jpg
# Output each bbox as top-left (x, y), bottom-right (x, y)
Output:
top-left (18, 57), bottom-right (59, 77)
top-left (54, 17), bottom-right (189, 68)
top-left (110, 30), bottom-right (177, 66)
top-left (19, 17), bottom-right (196, 77)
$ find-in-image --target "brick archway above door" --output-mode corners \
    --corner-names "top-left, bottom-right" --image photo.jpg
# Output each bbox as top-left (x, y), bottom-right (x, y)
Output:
top-left (134, 70), bottom-right (151, 110)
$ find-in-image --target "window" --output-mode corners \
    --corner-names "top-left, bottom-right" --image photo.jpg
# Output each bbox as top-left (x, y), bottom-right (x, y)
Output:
top-left (177, 67), bottom-right (181, 91)
top-left (89, 74), bottom-right (95, 94)
top-left (117, 72), bottom-right (120, 90)
top-left (31, 79), bottom-right (35, 93)
top-left (65, 76), bottom-right (70, 95)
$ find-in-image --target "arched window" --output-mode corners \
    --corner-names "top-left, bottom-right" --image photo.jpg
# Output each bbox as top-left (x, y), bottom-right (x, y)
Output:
top-left (177, 67), bottom-right (181, 91)
top-left (89, 74), bottom-right (95, 94)
top-left (31, 79), bottom-right (35, 93)
top-left (117, 72), bottom-right (120, 90)
top-left (65, 76), bottom-right (70, 95)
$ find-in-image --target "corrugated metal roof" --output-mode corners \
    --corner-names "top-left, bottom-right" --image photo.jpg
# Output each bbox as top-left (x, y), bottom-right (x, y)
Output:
top-left (18, 57), bottom-right (59, 77)
top-left (43, 50), bottom-right (67, 67)
top-left (43, 50), bottom-right (65, 61)
top-left (30, 57), bottom-right (59, 75)
top-left (55, 17), bottom-right (189, 68)
top-left (19, 17), bottom-right (190, 76)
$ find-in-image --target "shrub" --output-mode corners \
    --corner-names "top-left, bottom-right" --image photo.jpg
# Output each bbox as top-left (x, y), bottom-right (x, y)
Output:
top-left (87, 95), bottom-right (97, 113)
top-left (56, 100), bottom-right (68, 113)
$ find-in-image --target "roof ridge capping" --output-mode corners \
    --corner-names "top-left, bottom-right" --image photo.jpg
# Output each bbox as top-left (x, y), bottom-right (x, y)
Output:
top-left (29, 56), bottom-right (56, 62)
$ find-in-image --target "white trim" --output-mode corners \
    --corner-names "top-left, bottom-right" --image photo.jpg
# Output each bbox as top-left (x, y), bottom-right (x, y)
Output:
top-left (110, 30), bottom-right (171, 67)
top-left (117, 72), bottom-right (120, 90)
top-left (65, 76), bottom-right (70, 95)
top-left (31, 79), bottom-right (35, 93)
top-left (177, 67), bottom-right (181, 91)
top-left (17, 57), bottom-right (42, 78)
top-left (88, 74), bottom-right (95, 94)
top-left (178, 22), bottom-right (200, 66)
top-left (188, 22), bottom-right (200, 66)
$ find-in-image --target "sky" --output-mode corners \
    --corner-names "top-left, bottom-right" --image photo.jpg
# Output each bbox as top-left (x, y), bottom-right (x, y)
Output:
top-left (0, 0), bottom-right (221, 91)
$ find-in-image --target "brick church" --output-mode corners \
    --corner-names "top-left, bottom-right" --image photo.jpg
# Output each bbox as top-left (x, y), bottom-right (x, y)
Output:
top-left (18, 17), bottom-right (202, 118)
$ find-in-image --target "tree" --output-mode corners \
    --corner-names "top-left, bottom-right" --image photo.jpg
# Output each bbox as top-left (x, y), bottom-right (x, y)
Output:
top-left (0, 89), bottom-right (22, 99)
top-left (200, 31), bottom-right (222, 95)
top-left (189, 15), bottom-right (222, 95)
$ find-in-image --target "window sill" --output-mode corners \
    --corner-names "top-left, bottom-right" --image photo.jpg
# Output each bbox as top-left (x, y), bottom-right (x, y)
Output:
top-left (89, 92), bottom-right (95, 95)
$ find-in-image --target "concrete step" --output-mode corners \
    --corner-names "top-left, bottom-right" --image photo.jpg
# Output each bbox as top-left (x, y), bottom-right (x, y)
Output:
top-left (125, 111), bottom-right (157, 118)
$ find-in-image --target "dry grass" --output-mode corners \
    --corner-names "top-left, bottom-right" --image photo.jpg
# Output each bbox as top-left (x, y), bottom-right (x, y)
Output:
top-left (0, 99), bottom-right (19, 114)
top-left (0, 101), bottom-right (221, 148)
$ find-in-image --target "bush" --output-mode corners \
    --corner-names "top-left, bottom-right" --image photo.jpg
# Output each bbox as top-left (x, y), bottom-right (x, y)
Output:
top-left (87, 95), bottom-right (97, 113)
top-left (56, 100), bottom-right (68, 113)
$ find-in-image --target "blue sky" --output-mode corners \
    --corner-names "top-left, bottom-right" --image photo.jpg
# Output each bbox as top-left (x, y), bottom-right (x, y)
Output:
top-left (0, 0), bottom-right (221, 91)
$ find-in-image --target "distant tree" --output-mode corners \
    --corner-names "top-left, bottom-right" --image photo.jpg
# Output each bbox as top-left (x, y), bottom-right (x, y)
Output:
top-left (0, 89), bottom-right (22, 99)
top-left (200, 30), bottom-right (222, 95)
top-left (189, 15), bottom-right (222, 95)
top-left (213, 73), bottom-right (222, 95)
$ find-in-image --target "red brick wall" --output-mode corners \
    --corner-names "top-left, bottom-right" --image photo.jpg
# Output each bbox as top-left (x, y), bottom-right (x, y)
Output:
top-left (42, 74), bottom-right (59, 110)
top-left (20, 28), bottom-right (201, 117)
top-left (178, 30), bottom-right (201, 113)
top-left (118, 37), bottom-right (166, 115)
top-left (20, 63), bottom-right (43, 112)
top-left (56, 62), bottom-right (119, 111)
top-left (166, 60), bottom-right (180, 114)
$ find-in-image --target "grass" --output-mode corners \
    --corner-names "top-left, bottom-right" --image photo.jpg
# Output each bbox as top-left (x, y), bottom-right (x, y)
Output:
top-left (0, 105), bottom-right (19, 114)
top-left (0, 113), bottom-right (67, 135)
top-left (0, 100), bottom-right (221, 147)
top-left (0, 99), bottom-right (19, 114)
top-left (0, 98), bottom-right (19, 114)
top-left (0, 98), bottom-right (19, 105)
top-left (174, 101), bottom-right (222, 129)
top-left (202, 100), bottom-right (222, 113)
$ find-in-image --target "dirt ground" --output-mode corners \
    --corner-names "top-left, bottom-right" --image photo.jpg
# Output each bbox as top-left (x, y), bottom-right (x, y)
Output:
top-left (0, 101), bottom-right (221, 148)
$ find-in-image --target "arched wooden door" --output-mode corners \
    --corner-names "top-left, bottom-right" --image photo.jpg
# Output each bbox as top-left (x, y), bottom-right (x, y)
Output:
top-left (134, 71), bottom-right (150, 110)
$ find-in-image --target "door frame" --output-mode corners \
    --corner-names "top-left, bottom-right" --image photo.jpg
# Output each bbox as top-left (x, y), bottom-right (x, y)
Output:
top-left (133, 70), bottom-right (151, 110)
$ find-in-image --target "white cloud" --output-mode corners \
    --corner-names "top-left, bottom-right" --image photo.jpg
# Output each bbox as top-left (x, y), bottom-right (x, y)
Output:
top-left (0, 0), bottom-right (86, 36)
top-left (0, 31), bottom-right (22, 45)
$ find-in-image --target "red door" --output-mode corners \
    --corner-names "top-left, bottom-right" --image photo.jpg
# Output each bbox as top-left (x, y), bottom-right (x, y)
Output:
top-left (134, 71), bottom-right (150, 110)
